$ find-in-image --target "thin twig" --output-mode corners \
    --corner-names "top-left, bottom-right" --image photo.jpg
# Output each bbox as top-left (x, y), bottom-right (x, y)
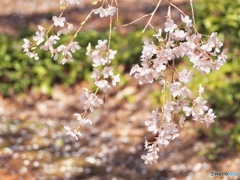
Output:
top-left (149, 23), bottom-right (156, 31)
top-left (170, 3), bottom-right (186, 16)
top-left (72, 10), bottom-right (94, 39)
top-left (142, 0), bottom-right (162, 33)
top-left (107, 16), bottom-right (113, 62)
top-left (120, 13), bottom-right (151, 28)
top-left (45, 3), bottom-right (69, 37)
top-left (167, 0), bottom-right (175, 88)
top-left (190, 0), bottom-right (196, 28)
top-left (114, 0), bottom-right (119, 29)
top-left (167, 0), bottom-right (171, 20)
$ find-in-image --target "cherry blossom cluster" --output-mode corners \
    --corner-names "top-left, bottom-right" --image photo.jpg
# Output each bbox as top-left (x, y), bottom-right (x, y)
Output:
top-left (87, 40), bottom-right (120, 92)
top-left (22, 18), bottom-right (80, 65)
top-left (63, 39), bottom-right (119, 140)
top-left (22, 0), bottom-right (119, 140)
top-left (130, 15), bottom-right (227, 164)
top-left (21, 0), bottom-right (227, 164)
top-left (63, 87), bottom-right (105, 140)
top-left (93, 5), bottom-right (117, 18)
top-left (64, 113), bottom-right (92, 140)
top-left (22, 0), bottom-right (117, 64)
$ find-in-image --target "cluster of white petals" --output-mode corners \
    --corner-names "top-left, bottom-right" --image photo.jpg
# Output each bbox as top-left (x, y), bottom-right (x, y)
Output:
top-left (64, 125), bottom-right (82, 140)
top-left (142, 122), bottom-right (179, 164)
top-left (64, 112), bottom-right (92, 140)
top-left (87, 40), bottom-right (120, 92)
top-left (21, 0), bottom-right (227, 165)
top-left (131, 16), bottom-right (227, 85)
top-left (93, 6), bottom-right (117, 18)
top-left (130, 16), bottom-right (226, 164)
top-left (80, 88), bottom-right (104, 112)
top-left (22, 0), bottom-right (120, 141)
top-left (22, 13), bottom-right (78, 65)
top-left (22, 38), bottom-right (39, 60)
top-left (65, 39), bottom-right (120, 139)
top-left (33, 25), bottom-right (45, 45)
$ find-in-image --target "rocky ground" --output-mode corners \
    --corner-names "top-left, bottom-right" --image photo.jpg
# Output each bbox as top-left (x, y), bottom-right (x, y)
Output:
top-left (0, 0), bottom-right (239, 179)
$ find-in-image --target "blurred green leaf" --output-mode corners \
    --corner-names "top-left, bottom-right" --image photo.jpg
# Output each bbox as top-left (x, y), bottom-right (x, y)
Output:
top-left (0, 28), bottom-right (152, 96)
top-left (193, 0), bottom-right (240, 158)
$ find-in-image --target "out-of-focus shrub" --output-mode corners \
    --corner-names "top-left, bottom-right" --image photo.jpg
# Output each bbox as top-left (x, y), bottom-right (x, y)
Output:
top-left (193, 0), bottom-right (240, 158)
top-left (0, 29), bottom-right (152, 96)
top-left (193, 0), bottom-right (240, 117)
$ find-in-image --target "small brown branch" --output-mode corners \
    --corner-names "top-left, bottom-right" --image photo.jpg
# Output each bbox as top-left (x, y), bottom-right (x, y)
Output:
top-left (120, 13), bottom-right (151, 28)
top-left (142, 0), bottom-right (162, 33)
top-left (170, 3), bottom-right (186, 16)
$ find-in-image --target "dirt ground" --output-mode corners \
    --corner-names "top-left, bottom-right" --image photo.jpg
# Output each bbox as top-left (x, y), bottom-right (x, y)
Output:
top-left (0, 0), bottom-right (239, 179)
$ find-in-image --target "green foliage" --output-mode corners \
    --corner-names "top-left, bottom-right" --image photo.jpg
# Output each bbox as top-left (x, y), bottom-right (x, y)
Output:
top-left (193, 0), bottom-right (240, 157)
top-left (229, 123), bottom-right (240, 150)
top-left (0, 29), bottom-right (152, 96)
top-left (198, 124), bottom-right (240, 161)
top-left (0, 33), bottom-right (88, 95)
top-left (195, 0), bottom-right (240, 49)
top-left (194, 0), bottom-right (240, 118)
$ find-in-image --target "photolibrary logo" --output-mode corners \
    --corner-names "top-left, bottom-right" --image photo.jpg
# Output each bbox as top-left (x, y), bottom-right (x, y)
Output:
top-left (210, 171), bottom-right (238, 177)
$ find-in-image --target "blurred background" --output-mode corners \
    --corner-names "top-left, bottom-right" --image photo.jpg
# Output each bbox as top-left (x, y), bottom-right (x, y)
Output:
top-left (0, 0), bottom-right (239, 179)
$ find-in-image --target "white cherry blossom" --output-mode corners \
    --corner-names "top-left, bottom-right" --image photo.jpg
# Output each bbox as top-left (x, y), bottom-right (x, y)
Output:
top-left (170, 82), bottom-right (182, 97)
top-left (181, 15), bottom-right (193, 27)
top-left (79, 89), bottom-right (103, 112)
top-left (164, 19), bottom-right (177, 33)
top-left (111, 74), bottom-right (120, 86)
top-left (22, 38), bottom-right (30, 53)
top-left (94, 7), bottom-right (108, 18)
top-left (33, 25), bottom-right (45, 45)
top-left (179, 69), bottom-right (193, 83)
top-left (57, 23), bottom-right (73, 36)
top-left (73, 113), bottom-right (92, 126)
top-left (52, 16), bottom-right (65, 27)
top-left (106, 6), bottom-right (117, 16)
top-left (94, 6), bottom-right (117, 18)
top-left (68, 41), bottom-right (81, 53)
top-left (96, 39), bottom-right (108, 50)
top-left (204, 109), bottom-right (216, 127)
top-left (194, 97), bottom-right (209, 114)
top-left (64, 125), bottom-right (82, 140)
